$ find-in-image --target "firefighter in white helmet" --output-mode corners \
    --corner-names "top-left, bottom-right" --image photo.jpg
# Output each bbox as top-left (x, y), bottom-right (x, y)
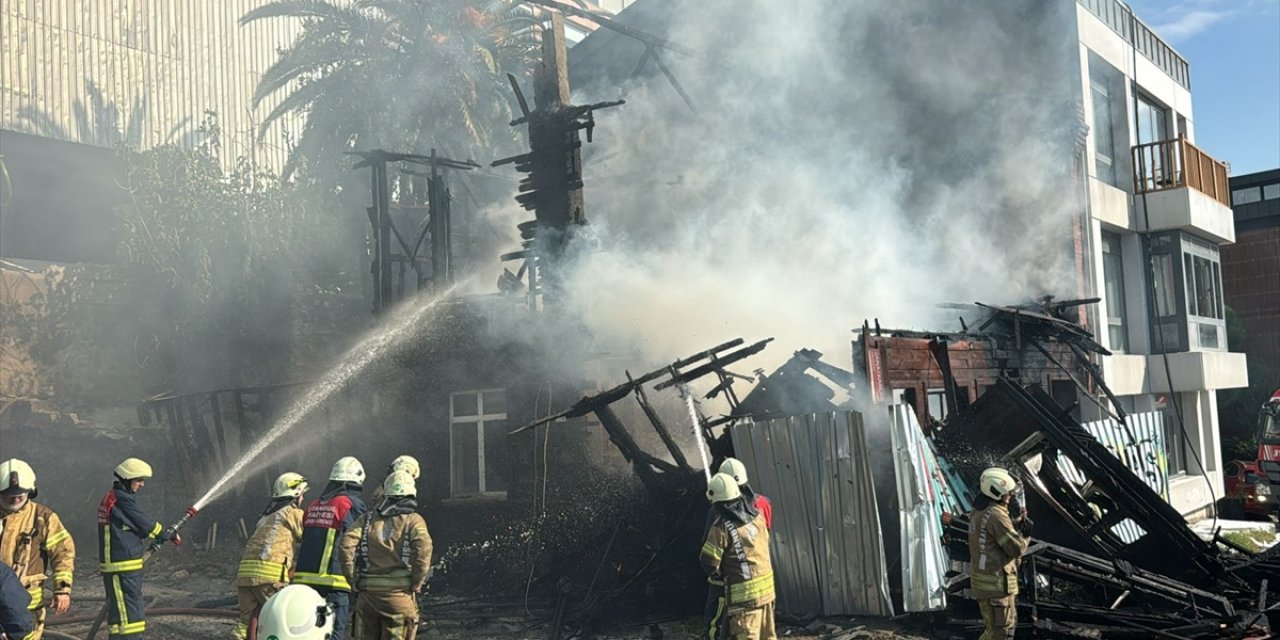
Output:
top-left (969, 467), bottom-right (1031, 640)
top-left (254, 584), bottom-right (334, 640)
top-left (293, 457), bottom-right (366, 640)
top-left (232, 473), bottom-right (309, 639)
top-left (699, 473), bottom-right (776, 640)
top-left (98, 458), bottom-right (178, 640)
top-left (340, 470), bottom-right (432, 640)
top-left (703, 458), bottom-right (772, 639)
top-left (370, 455), bottom-right (420, 506)
top-left (1, 458), bottom-right (75, 640)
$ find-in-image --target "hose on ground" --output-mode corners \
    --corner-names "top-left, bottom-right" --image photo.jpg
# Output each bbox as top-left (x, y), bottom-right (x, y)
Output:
top-left (47, 607), bottom-right (238, 630)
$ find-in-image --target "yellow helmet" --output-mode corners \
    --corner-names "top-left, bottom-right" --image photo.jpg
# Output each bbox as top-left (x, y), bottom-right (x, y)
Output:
top-left (382, 470), bottom-right (416, 498)
top-left (718, 458), bottom-right (749, 486)
top-left (0, 458), bottom-right (36, 495)
top-left (706, 472), bottom-right (741, 504)
top-left (114, 458), bottom-right (153, 481)
top-left (273, 472), bottom-right (309, 499)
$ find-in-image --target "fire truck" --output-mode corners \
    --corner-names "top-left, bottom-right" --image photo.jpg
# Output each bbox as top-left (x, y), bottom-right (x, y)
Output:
top-left (1223, 389), bottom-right (1280, 518)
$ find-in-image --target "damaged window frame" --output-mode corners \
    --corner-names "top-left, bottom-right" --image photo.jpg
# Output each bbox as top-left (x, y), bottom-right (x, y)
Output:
top-left (449, 388), bottom-right (509, 499)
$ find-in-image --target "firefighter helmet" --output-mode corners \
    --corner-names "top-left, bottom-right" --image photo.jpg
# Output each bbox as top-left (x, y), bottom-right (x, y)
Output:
top-left (273, 472), bottom-right (309, 499)
top-left (329, 457), bottom-right (365, 484)
top-left (706, 472), bottom-right (742, 503)
top-left (383, 470), bottom-right (416, 498)
top-left (0, 459), bottom-right (36, 495)
top-left (719, 458), bottom-right (749, 486)
top-left (257, 584), bottom-right (334, 640)
top-left (114, 458), bottom-right (154, 481)
top-left (979, 467), bottom-right (1018, 500)
top-left (389, 455), bottom-right (420, 479)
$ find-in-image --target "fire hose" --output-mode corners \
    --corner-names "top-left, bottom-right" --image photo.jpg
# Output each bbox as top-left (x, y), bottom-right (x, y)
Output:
top-left (48, 608), bottom-right (239, 627)
top-left (83, 506), bottom-right (198, 640)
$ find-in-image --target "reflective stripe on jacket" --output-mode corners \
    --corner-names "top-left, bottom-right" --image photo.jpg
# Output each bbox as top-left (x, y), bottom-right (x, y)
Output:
top-left (97, 483), bottom-right (165, 574)
top-left (967, 502), bottom-right (1027, 598)
top-left (0, 500), bottom-right (75, 608)
top-left (237, 505), bottom-right (304, 584)
top-left (294, 493), bottom-right (365, 590)
top-left (339, 510), bottom-right (432, 592)
top-left (699, 511), bottom-right (774, 609)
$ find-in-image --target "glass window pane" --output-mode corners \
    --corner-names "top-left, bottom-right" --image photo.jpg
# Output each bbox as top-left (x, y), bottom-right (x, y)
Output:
top-left (1193, 255), bottom-right (1215, 319)
top-left (1212, 262), bottom-right (1223, 319)
top-left (452, 392), bottom-right (478, 418)
top-left (483, 420), bottom-right (509, 493)
top-left (1151, 253), bottom-right (1176, 317)
top-left (451, 424), bottom-right (479, 495)
top-left (1232, 187), bottom-right (1261, 205)
top-left (482, 390), bottom-right (506, 416)
top-left (1263, 184), bottom-right (1280, 200)
top-left (1197, 322), bottom-right (1219, 350)
top-left (1184, 253), bottom-right (1197, 316)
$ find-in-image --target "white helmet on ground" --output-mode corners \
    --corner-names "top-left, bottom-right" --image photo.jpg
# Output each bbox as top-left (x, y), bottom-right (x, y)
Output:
top-left (389, 455), bottom-right (420, 480)
top-left (719, 458), bottom-right (749, 486)
top-left (382, 471), bottom-right (416, 498)
top-left (273, 472), bottom-right (309, 499)
top-left (257, 584), bottom-right (334, 640)
top-left (114, 458), bottom-right (153, 481)
top-left (979, 467), bottom-right (1018, 501)
top-left (329, 457), bottom-right (365, 484)
top-left (706, 472), bottom-right (742, 504)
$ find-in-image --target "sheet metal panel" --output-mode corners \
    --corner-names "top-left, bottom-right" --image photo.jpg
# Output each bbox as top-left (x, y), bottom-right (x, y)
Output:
top-left (730, 411), bottom-right (894, 617)
top-left (889, 405), bottom-right (948, 612)
top-left (1056, 411), bottom-right (1168, 544)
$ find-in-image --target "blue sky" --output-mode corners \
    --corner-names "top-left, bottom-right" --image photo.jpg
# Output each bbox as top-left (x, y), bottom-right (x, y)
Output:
top-left (1128, 0), bottom-right (1280, 176)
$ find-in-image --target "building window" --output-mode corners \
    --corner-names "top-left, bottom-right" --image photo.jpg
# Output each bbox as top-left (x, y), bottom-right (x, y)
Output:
top-left (1147, 232), bottom-right (1187, 353)
top-left (1232, 187), bottom-right (1262, 205)
top-left (1263, 183), bottom-right (1280, 200)
top-left (1089, 55), bottom-right (1121, 186)
top-left (449, 389), bottom-right (509, 497)
top-left (926, 389), bottom-right (949, 422)
top-left (1182, 237), bottom-right (1225, 350)
top-left (1101, 231), bottom-right (1129, 352)
top-left (1135, 93), bottom-right (1169, 145)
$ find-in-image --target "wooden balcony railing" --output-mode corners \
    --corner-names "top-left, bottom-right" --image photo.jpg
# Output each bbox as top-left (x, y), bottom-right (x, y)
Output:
top-left (1132, 137), bottom-right (1230, 207)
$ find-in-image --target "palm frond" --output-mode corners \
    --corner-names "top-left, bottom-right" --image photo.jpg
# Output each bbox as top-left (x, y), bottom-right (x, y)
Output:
top-left (239, 0), bottom-right (354, 26)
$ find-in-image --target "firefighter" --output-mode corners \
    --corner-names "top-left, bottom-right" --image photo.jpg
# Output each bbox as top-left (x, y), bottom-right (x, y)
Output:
top-left (254, 585), bottom-right (334, 640)
top-left (700, 472), bottom-right (776, 640)
top-left (0, 459), bottom-right (74, 640)
top-left (969, 467), bottom-right (1031, 640)
top-left (232, 472), bottom-right (309, 640)
top-left (97, 458), bottom-right (180, 640)
top-left (369, 455), bottom-right (420, 506)
top-left (340, 470), bottom-right (431, 640)
top-left (703, 458), bottom-right (772, 639)
top-left (293, 457), bottom-right (366, 640)
top-left (1, 554), bottom-right (33, 639)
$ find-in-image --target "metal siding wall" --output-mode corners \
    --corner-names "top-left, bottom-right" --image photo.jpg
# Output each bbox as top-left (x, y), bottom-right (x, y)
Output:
top-left (889, 405), bottom-right (949, 612)
top-left (730, 411), bottom-right (895, 617)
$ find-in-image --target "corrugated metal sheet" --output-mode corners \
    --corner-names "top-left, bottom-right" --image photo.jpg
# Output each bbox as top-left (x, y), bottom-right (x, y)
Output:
top-left (730, 411), bottom-right (895, 617)
top-left (1056, 411), bottom-right (1169, 544)
top-left (888, 405), bottom-right (948, 612)
top-left (0, 0), bottom-right (302, 170)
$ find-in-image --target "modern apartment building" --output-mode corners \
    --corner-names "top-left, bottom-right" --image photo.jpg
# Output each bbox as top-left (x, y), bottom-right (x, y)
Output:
top-left (1075, 0), bottom-right (1247, 515)
top-left (1221, 169), bottom-right (1280, 368)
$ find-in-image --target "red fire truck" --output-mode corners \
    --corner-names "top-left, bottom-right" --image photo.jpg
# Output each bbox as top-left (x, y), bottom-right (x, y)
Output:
top-left (1223, 390), bottom-right (1280, 518)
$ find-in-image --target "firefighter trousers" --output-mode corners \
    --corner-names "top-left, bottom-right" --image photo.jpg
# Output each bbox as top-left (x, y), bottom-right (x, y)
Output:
top-left (724, 602), bottom-right (776, 640)
top-left (103, 571), bottom-right (147, 639)
top-left (978, 595), bottom-right (1017, 640)
top-left (352, 590), bottom-right (420, 640)
top-left (312, 587), bottom-right (352, 640)
top-left (23, 605), bottom-right (46, 640)
top-left (232, 581), bottom-right (286, 639)
top-left (703, 584), bottom-right (726, 640)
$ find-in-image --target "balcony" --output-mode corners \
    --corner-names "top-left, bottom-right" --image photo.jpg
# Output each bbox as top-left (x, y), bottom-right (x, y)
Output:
top-left (1132, 138), bottom-right (1235, 244)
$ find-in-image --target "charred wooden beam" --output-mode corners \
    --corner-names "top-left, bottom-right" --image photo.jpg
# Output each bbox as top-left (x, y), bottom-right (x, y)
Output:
top-left (629, 372), bottom-right (692, 475)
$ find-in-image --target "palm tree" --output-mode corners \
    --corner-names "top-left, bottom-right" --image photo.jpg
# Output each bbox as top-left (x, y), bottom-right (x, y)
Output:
top-left (241, 0), bottom-right (539, 179)
top-left (18, 80), bottom-right (191, 148)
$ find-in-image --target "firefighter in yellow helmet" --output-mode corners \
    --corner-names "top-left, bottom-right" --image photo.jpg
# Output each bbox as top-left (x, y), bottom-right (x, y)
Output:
top-left (97, 458), bottom-right (179, 640)
top-left (340, 470), bottom-right (432, 640)
top-left (231, 472), bottom-right (308, 640)
top-left (969, 467), bottom-right (1031, 640)
top-left (699, 473), bottom-right (775, 640)
top-left (0, 458), bottom-right (75, 640)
